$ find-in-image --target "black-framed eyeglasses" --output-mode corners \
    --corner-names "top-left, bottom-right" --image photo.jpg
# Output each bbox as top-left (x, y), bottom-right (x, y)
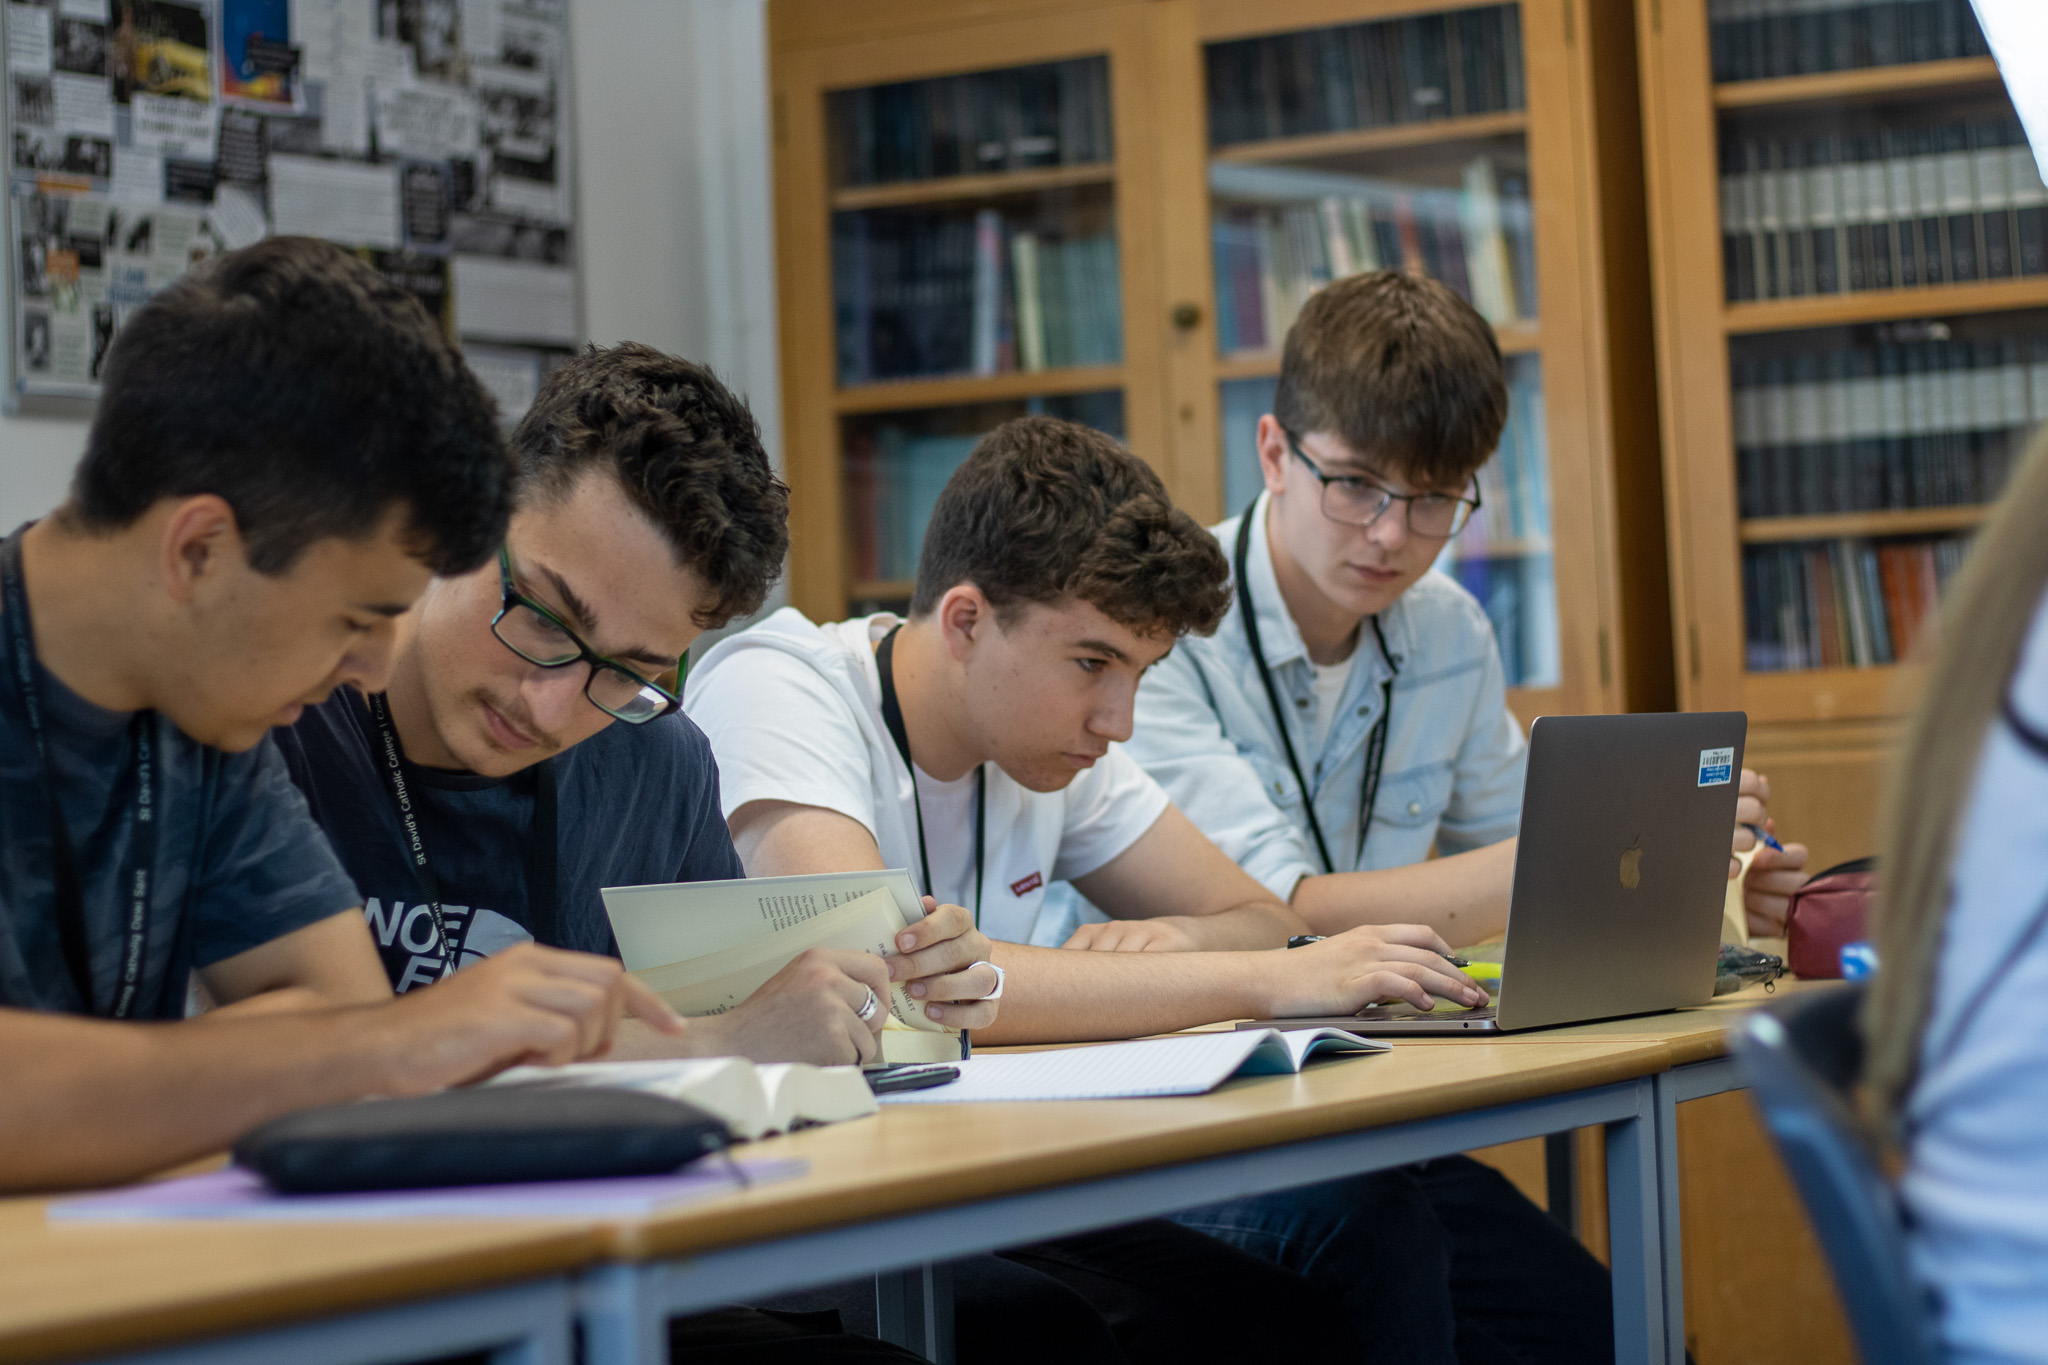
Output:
top-left (1284, 430), bottom-right (1480, 540)
top-left (492, 547), bottom-right (682, 724)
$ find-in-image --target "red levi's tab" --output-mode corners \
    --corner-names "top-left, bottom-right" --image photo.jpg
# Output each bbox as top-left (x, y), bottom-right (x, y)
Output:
top-left (1009, 871), bottom-right (1044, 897)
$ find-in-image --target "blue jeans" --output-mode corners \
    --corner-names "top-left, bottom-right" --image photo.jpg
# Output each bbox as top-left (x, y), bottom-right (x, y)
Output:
top-left (1174, 1156), bottom-right (1613, 1365)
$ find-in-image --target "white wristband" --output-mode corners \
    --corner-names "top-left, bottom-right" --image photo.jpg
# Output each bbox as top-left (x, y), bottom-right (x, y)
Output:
top-left (972, 960), bottom-right (1005, 1000)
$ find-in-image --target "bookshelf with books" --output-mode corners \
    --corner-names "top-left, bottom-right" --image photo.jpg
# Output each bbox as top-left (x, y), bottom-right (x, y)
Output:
top-left (773, 5), bottom-right (1169, 620)
top-left (1638, 0), bottom-right (2037, 871)
top-left (1150, 0), bottom-right (1672, 726)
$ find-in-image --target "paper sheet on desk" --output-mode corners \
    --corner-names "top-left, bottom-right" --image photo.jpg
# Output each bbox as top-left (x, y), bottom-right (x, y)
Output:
top-left (878, 1029), bottom-right (1386, 1104)
top-left (46, 1159), bottom-right (809, 1222)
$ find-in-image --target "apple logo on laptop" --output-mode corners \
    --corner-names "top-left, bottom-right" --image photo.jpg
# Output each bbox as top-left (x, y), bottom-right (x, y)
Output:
top-left (1618, 835), bottom-right (1643, 890)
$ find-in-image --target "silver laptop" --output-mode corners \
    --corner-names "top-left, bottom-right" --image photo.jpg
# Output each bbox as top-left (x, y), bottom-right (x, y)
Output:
top-left (1242, 711), bottom-right (1746, 1035)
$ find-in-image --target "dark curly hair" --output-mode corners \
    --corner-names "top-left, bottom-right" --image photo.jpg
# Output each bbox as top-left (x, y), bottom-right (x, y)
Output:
top-left (910, 416), bottom-right (1230, 639)
top-left (67, 236), bottom-right (509, 576)
top-left (1274, 269), bottom-right (1507, 488)
top-left (509, 343), bottom-right (788, 629)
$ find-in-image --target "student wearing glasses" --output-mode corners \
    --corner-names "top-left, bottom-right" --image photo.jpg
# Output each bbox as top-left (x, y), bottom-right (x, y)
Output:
top-left (274, 343), bottom-right (999, 1062)
top-left (1060, 269), bottom-right (1813, 1363)
top-left (1087, 269), bottom-right (1809, 956)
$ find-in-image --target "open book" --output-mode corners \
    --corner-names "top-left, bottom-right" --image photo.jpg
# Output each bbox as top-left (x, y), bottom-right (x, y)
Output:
top-left (602, 870), bottom-right (965, 1064)
top-left (483, 1057), bottom-right (878, 1141)
top-left (876, 1028), bottom-right (1386, 1104)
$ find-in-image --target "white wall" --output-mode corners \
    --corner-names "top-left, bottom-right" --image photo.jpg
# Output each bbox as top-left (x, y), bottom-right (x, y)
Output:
top-left (0, 0), bottom-right (782, 535)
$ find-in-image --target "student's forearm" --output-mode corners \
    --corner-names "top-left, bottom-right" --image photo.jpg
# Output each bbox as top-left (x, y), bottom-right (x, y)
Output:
top-left (1155, 900), bottom-right (1304, 950)
top-left (973, 943), bottom-right (1281, 1044)
top-left (0, 1008), bottom-right (406, 1191)
top-left (1289, 839), bottom-right (1516, 947)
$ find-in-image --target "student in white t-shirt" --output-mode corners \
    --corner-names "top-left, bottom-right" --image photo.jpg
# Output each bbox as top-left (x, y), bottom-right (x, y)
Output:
top-left (687, 416), bottom-right (1607, 1363)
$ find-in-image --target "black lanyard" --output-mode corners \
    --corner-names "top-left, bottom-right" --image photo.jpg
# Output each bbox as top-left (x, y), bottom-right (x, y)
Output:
top-left (875, 625), bottom-right (983, 925)
top-left (1233, 503), bottom-right (1397, 875)
top-left (1, 530), bottom-right (156, 1018)
top-left (363, 691), bottom-right (559, 968)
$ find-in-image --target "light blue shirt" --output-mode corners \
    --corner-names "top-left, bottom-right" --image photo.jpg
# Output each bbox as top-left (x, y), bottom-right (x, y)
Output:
top-left (1126, 493), bottom-right (1527, 902)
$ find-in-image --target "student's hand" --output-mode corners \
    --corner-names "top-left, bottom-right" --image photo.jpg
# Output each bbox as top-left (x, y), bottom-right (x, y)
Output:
top-left (693, 948), bottom-right (893, 1066)
top-left (1060, 919), bottom-right (1200, 953)
top-left (1267, 924), bottom-right (1489, 1016)
top-left (886, 898), bottom-right (1003, 1030)
top-left (370, 942), bottom-right (685, 1093)
top-left (1730, 768), bottom-right (1774, 879)
top-left (1742, 840), bottom-right (1811, 938)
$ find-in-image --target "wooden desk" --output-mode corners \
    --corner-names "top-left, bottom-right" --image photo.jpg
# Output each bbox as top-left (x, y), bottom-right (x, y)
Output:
top-left (576, 1038), bottom-right (1689, 1365)
top-left (0, 1200), bottom-right (597, 1365)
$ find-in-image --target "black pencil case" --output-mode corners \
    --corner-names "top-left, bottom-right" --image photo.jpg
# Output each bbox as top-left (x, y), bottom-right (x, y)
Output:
top-left (234, 1087), bottom-right (732, 1193)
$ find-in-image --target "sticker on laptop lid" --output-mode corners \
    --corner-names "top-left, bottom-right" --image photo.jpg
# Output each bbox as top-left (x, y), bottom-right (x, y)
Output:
top-left (1697, 747), bottom-right (1735, 787)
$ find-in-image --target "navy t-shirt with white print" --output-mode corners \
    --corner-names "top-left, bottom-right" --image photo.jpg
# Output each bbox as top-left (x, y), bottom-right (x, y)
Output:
top-left (275, 689), bottom-right (743, 991)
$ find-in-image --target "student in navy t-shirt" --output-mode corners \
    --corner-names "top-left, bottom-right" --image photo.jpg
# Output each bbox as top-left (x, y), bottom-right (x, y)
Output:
top-left (278, 343), bottom-right (1004, 1065)
top-left (0, 240), bottom-right (683, 1192)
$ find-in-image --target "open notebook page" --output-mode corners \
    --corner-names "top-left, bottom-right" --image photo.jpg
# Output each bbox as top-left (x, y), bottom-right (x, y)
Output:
top-left (878, 1029), bottom-right (1384, 1104)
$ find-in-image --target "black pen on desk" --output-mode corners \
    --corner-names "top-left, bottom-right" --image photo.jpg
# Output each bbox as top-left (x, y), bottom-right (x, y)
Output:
top-left (1290, 934), bottom-right (1468, 968)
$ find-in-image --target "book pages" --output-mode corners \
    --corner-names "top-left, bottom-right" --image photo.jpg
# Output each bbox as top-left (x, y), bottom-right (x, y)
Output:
top-left (626, 886), bottom-right (951, 1037)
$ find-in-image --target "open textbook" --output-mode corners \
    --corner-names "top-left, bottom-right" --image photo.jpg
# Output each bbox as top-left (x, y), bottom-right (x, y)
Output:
top-left (602, 870), bottom-right (965, 1064)
top-left (877, 1028), bottom-right (1387, 1104)
top-left (483, 1057), bottom-right (877, 1141)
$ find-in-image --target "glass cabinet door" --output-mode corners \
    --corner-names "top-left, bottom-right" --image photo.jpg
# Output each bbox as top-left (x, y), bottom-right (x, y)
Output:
top-left (1202, 5), bottom-right (1559, 691)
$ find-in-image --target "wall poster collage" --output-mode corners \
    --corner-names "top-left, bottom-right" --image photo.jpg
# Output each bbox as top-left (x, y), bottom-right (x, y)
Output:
top-left (3, 0), bottom-right (577, 419)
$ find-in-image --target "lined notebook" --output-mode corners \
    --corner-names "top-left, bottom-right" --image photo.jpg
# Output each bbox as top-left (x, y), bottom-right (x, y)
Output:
top-left (877, 1028), bottom-right (1385, 1105)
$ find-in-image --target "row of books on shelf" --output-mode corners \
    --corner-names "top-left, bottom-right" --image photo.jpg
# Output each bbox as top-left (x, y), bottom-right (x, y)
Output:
top-left (1466, 357), bottom-right (1550, 543)
top-left (1709, 0), bottom-right (1988, 83)
top-left (1212, 158), bottom-right (1534, 352)
top-left (845, 430), bottom-right (980, 583)
top-left (1205, 4), bottom-right (1523, 148)
top-left (1743, 534), bottom-right (1966, 671)
top-left (1719, 120), bottom-right (2048, 302)
top-left (1446, 554), bottom-right (1559, 691)
top-left (833, 210), bottom-right (1122, 385)
top-left (830, 58), bottom-right (1112, 189)
top-left (1732, 335), bottom-right (2045, 516)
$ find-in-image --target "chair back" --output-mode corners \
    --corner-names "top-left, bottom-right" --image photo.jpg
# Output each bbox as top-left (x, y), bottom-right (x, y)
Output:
top-left (1732, 984), bottom-right (1937, 1365)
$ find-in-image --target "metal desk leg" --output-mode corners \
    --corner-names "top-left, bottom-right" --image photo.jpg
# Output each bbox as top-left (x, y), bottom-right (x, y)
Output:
top-left (1605, 1076), bottom-right (1669, 1365)
top-left (1649, 1056), bottom-right (1745, 1365)
top-left (579, 1263), bottom-right (668, 1365)
top-left (876, 1262), bottom-right (956, 1363)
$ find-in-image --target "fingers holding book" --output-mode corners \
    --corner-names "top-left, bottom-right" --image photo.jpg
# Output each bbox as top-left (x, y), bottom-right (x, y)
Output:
top-left (890, 899), bottom-right (1003, 1029)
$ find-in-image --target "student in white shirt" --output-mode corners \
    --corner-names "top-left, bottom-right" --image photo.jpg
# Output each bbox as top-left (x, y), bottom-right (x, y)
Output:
top-left (1115, 269), bottom-right (1808, 952)
top-left (1866, 426), bottom-right (2048, 1365)
top-left (686, 416), bottom-right (1600, 1364)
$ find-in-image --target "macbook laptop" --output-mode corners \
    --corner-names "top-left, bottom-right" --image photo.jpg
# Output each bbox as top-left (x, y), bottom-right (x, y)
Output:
top-left (1241, 711), bottom-right (1746, 1035)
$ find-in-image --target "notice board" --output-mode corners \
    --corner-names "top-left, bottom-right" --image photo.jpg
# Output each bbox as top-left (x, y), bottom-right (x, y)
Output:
top-left (2, 0), bottom-right (579, 420)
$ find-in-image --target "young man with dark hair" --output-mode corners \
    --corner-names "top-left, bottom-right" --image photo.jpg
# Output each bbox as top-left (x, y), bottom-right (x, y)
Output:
top-left (0, 238), bottom-right (676, 1192)
top-left (1116, 268), bottom-right (1809, 954)
top-left (279, 353), bottom-right (1306, 1364)
top-left (276, 341), bottom-right (995, 1061)
top-left (685, 414), bottom-right (1514, 1364)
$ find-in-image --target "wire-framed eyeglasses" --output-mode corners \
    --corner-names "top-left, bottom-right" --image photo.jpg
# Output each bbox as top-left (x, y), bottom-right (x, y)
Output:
top-left (491, 547), bottom-right (682, 724)
top-left (1284, 430), bottom-right (1480, 540)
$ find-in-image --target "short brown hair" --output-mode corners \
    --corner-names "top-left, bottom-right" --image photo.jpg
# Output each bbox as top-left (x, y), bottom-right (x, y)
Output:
top-left (511, 343), bottom-right (788, 629)
top-left (1274, 269), bottom-right (1507, 488)
top-left (910, 416), bottom-right (1230, 638)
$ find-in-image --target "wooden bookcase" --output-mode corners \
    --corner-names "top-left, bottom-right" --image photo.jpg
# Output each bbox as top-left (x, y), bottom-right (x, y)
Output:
top-left (769, 0), bottom-right (1674, 726)
top-left (1635, 0), bottom-right (2039, 868)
